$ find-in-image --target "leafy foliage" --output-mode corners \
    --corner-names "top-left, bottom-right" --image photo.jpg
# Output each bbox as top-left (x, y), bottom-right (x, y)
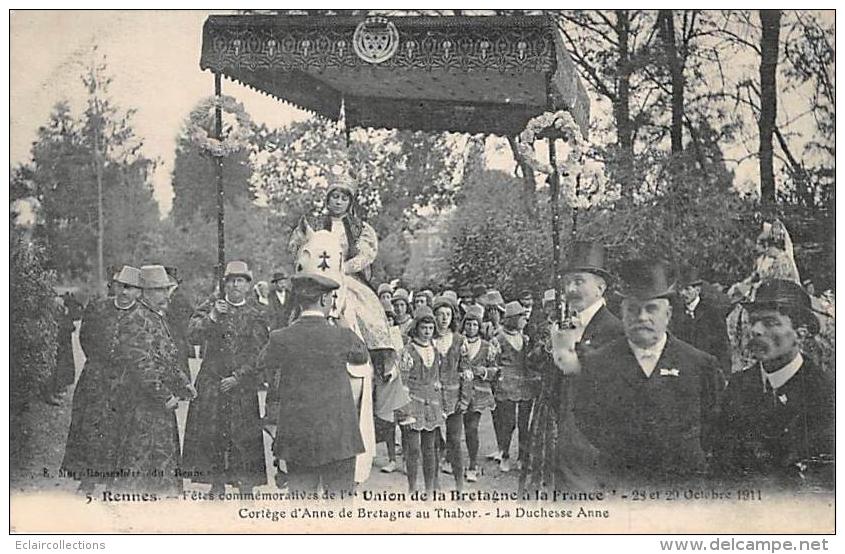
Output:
top-left (170, 102), bottom-right (254, 223)
top-left (10, 226), bottom-right (58, 415)
top-left (15, 61), bottom-right (161, 283)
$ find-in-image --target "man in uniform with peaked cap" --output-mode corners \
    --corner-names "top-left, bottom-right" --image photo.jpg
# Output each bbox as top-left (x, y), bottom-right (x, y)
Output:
top-left (62, 265), bottom-right (144, 492)
top-left (258, 266), bottom-right (369, 494)
top-left (183, 261), bottom-right (269, 495)
top-left (108, 265), bottom-right (190, 494)
top-left (572, 259), bottom-right (722, 488)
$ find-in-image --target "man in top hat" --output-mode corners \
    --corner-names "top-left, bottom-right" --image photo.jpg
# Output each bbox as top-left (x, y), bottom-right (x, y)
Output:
top-left (546, 242), bottom-right (625, 490)
top-left (267, 268), bottom-right (294, 331)
top-left (714, 279), bottom-right (833, 489)
top-left (108, 265), bottom-right (192, 494)
top-left (258, 268), bottom-right (369, 494)
top-left (558, 242), bottom-right (625, 355)
top-left (572, 259), bottom-right (722, 488)
top-left (670, 265), bottom-right (732, 373)
top-left (62, 266), bottom-right (144, 492)
top-left (183, 261), bottom-right (270, 495)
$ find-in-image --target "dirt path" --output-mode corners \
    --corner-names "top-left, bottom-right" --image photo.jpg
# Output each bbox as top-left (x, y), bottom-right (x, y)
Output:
top-left (11, 327), bottom-right (522, 495)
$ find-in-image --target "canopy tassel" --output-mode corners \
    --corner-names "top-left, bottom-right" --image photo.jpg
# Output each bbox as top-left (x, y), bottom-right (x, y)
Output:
top-left (339, 95), bottom-right (351, 148)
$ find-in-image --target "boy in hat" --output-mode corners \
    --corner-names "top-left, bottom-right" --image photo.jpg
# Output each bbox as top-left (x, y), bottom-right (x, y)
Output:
top-left (670, 265), bottom-right (731, 372)
top-left (432, 294), bottom-right (472, 491)
top-left (397, 306), bottom-right (444, 493)
top-left (183, 261), bottom-right (269, 495)
top-left (460, 304), bottom-right (499, 482)
top-left (480, 290), bottom-right (505, 340)
top-left (413, 289), bottom-right (434, 316)
top-left (62, 266), bottom-right (144, 492)
top-left (572, 259), bottom-right (722, 488)
top-left (714, 279), bottom-right (833, 489)
top-left (108, 265), bottom-right (191, 494)
top-left (491, 301), bottom-right (540, 472)
top-left (268, 268), bottom-right (293, 331)
top-left (259, 269), bottom-right (368, 494)
top-left (457, 285), bottom-right (473, 314)
top-left (518, 289), bottom-right (543, 343)
top-left (377, 283), bottom-right (394, 305)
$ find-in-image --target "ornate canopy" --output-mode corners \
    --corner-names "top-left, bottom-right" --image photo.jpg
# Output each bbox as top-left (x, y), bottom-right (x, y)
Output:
top-left (200, 14), bottom-right (589, 136)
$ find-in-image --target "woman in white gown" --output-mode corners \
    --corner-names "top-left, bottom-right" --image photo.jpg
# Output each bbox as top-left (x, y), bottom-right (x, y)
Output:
top-left (288, 173), bottom-right (394, 483)
top-left (289, 174), bottom-right (393, 351)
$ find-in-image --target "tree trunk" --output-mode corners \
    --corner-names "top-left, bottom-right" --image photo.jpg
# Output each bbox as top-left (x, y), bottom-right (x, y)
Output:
top-left (506, 136), bottom-right (537, 214)
top-left (759, 9), bottom-right (781, 205)
top-left (91, 80), bottom-right (105, 291)
top-left (658, 10), bottom-right (684, 155)
top-left (614, 10), bottom-right (634, 189)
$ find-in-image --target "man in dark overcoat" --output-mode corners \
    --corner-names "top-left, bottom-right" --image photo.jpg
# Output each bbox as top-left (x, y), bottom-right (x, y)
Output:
top-left (713, 279), bottom-right (833, 490)
top-left (545, 242), bottom-right (625, 491)
top-left (670, 265), bottom-right (732, 374)
top-left (258, 269), bottom-right (368, 494)
top-left (109, 265), bottom-right (190, 494)
top-left (164, 266), bottom-right (195, 377)
top-left (183, 261), bottom-right (269, 495)
top-left (573, 259), bottom-right (723, 488)
top-left (266, 268), bottom-right (293, 331)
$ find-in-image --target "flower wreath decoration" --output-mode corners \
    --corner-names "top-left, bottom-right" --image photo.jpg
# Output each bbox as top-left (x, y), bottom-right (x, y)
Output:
top-left (187, 95), bottom-right (253, 157)
top-left (515, 110), bottom-right (595, 209)
top-left (514, 110), bottom-right (585, 175)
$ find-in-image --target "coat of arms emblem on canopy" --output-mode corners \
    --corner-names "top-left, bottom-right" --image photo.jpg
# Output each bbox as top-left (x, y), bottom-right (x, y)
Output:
top-left (353, 17), bottom-right (399, 64)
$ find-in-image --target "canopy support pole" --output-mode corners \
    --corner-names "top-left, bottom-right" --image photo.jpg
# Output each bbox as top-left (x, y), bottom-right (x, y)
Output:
top-left (214, 72), bottom-right (226, 294)
top-left (548, 137), bottom-right (564, 323)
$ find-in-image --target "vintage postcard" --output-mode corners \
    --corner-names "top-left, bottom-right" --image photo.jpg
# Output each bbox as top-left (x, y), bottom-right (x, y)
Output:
top-left (9, 9), bottom-right (835, 534)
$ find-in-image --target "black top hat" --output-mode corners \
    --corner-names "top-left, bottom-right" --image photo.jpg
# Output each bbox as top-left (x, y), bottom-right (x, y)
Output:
top-left (471, 284), bottom-right (488, 298)
top-left (271, 270), bottom-right (288, 283)
top-left (618, 259), bottom-right (676, 300)
top-left (744, 279), bottom-right (819, 334)
top-left (562, 241), bottom-right (613, 281)
top-left (678, 265), bottom-right (703, 287)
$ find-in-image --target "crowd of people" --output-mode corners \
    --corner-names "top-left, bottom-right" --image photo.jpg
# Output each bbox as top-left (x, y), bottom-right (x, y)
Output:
top-left (57, 173), bottom-right (834, 499)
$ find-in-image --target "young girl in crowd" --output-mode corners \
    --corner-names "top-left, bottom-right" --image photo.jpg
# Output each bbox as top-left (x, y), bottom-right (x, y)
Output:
top-left (460, 304), bottom-right (499, 483)
top-left (432, 295), bottom-right (472, 492)
top-left (492, 301), bottom-right (540, 472)
top-left (392, 288), bottom-right (414, 341)
top-left (481, 290), bottom-right (505, 341)
top-left (398, 307), bottom-right (443, 493)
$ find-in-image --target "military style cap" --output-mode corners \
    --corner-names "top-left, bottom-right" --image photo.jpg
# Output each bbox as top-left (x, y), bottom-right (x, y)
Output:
top-left (224, 260), bottom-right (254, 282)
top-left (114, 266), bottom-right (142, 288)
top-left (140, 265), bottom-right (173, 290)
